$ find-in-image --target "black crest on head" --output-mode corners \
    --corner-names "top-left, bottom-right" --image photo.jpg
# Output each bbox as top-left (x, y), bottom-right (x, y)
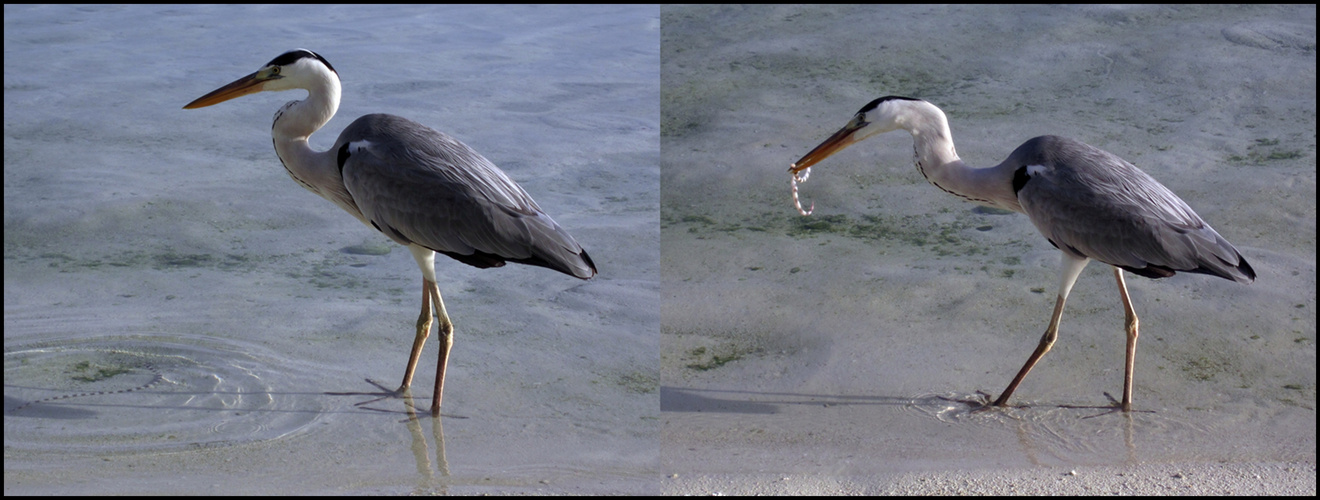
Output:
top-left (858, 95), bottom-right (922, 114)
top-left (265, 49), bottom-right (337, 75)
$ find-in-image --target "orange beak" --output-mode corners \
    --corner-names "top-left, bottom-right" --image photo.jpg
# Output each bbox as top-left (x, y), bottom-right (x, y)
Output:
top-left (183, 71), bottom-right (266, 109)
top-left (788, 120), bottom-right (863, 174)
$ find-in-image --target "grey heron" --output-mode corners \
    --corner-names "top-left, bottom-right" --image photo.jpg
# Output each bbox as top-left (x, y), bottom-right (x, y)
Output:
top-left (184, 49), bottom-right (597, 417)
top-left (789, 96), bottom-right (1254, 412)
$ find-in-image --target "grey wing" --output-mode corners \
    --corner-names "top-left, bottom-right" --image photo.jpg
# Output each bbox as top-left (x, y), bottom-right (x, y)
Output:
top-left (336, 114), bottom-right (596, 279)
top-left (1014, 136), bottom-right (1253, 283)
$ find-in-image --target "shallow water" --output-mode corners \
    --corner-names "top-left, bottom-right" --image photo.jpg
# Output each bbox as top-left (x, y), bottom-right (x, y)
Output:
top-left (5, 4), bottom-right (658, 495)
top-left (4, 3), bottom-right (1314, 495)
top-left (6, 333), bottom-right (325, 453)
top-left (660, 2), bottom-right (1314, 483)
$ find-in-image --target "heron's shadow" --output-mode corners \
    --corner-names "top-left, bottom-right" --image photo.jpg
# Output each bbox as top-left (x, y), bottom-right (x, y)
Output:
top-left (658, 386), bottom-right (984, 414)
top-left (325, 379), bottom-right (469, 419)
top-left (660, 386), bottom-right (1148, 418)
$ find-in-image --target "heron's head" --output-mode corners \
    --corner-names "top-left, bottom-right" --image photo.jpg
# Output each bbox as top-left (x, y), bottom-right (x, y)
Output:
top-left (789, 96), bottom-right (933, 174)
top-left (183, 49), bottom-right (339, 109)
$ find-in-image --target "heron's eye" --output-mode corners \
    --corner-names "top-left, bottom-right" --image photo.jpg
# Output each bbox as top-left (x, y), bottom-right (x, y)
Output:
top-left (272, 67), bottom-right (281, 75)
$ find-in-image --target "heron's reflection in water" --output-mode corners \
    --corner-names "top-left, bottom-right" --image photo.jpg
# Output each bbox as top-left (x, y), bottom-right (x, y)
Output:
top-left (401, 389), bottom-right (449, 494)
top-left (335, 382), bottom-right (453, 493)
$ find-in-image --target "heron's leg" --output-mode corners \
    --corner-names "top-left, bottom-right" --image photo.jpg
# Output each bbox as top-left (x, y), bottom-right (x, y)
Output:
top-left (993, 253), bottom-right (1089, 407)
top-left (399, 280), bottom-right (435, 391)
top-left (1113, 268), bottom-right (1139, 412)
top-left (993, 295), bottom-right (1067, 406)
top-left (426, 279), bottom-right (455, 417)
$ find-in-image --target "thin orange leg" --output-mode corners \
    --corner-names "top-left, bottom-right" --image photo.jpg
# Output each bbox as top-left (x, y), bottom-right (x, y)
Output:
top-left (1114, 268), bottom-right (1139, 412)
top-left (993, 294), bottom-right (1067, 406)
top-left (425, 279), bottom-right (454, 417)
top-left (398, 279), bottom-right (455, 417)
top-left (399, 280), bottom-right (433, 391)
top-left (993, 252), bottom-right (1089, 408)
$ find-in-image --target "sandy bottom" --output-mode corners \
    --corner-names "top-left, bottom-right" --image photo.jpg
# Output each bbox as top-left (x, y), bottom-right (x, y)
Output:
top-left (660, 4), bottom-right (1314, 495)
top-left (664, 462), bottom-right (1316, 495)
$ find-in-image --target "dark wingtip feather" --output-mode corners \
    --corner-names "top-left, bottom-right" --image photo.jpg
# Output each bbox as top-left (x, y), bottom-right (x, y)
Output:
top-left (1235, 256), bottom-right (1256, 284)
top-left (1122, 252), bottom-right (1255, 284)
top-left (577, 249), bottom-right (598, 279)
top-left (1121, 264), bottom-right (1177, 280)
top-left (438, 247), bottom-right (595, 280)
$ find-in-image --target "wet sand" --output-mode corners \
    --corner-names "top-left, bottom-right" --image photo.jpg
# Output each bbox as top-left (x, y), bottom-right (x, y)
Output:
top-left (660, 4), bottom-right (1314, 494)
top-left (664, 462), bottom-right (1316, 495)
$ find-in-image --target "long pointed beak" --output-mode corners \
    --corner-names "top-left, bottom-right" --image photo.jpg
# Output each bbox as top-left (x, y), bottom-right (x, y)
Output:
top-left (788, 120), bottom-right (863, 174)
top-left (183, 71), bottom-right (265, 109)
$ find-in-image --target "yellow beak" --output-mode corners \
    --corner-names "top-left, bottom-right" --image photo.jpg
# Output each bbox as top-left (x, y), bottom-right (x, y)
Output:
top-left (788, 120), bottom-right (863, 174)
top-left (183, 71), bottom-right (267, 109)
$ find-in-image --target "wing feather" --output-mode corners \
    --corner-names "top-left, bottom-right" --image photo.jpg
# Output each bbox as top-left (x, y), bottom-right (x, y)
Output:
top-left (335, 114), bottom-right (596, 279)
top-left (1012, 136), bottom-right (1252, 283)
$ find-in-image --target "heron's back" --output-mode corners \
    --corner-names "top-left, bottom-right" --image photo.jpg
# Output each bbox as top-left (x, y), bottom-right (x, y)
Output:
top-left (336, 114), bottom-right (596, 279)
top-left (1010, 136), bottom-right (1253, 284)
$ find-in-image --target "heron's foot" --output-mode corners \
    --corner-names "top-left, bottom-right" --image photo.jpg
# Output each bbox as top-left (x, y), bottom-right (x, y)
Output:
top-left (952, 391), bottom-right (1019, 413)
top-left (934, 391), bottom-right (994, 410)
top-left (1103, 392), bottom-right (1134, 413)
top-left (973, 401), bottom-right (1024, 413)
top-left (318, 380), bottom-right (415, 414)
top-left (1053, 394), bottom-right (1155, 417)
top-left (979, 392), bottom-right (1026, 412)
top-left (1098, 392), bottom-right (1153, 414)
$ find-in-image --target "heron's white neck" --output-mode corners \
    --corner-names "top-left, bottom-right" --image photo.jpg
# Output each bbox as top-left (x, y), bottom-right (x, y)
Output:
top-left (270, 73), bottom-right (347, 207)
top-left (271, 72), bottom-right (341, 159)
top-left (901, 101), bottom-right (1022, 213)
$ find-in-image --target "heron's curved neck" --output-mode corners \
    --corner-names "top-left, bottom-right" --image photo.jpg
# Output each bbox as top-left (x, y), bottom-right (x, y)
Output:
top-left (270, 74), bottom-right (343, 200)
top-left (904, 103), bottom-right (1022, 213)
top-left (907, 107), bottom-right (961, 178)
top-left (272, 74), bottom-right (341, 154)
